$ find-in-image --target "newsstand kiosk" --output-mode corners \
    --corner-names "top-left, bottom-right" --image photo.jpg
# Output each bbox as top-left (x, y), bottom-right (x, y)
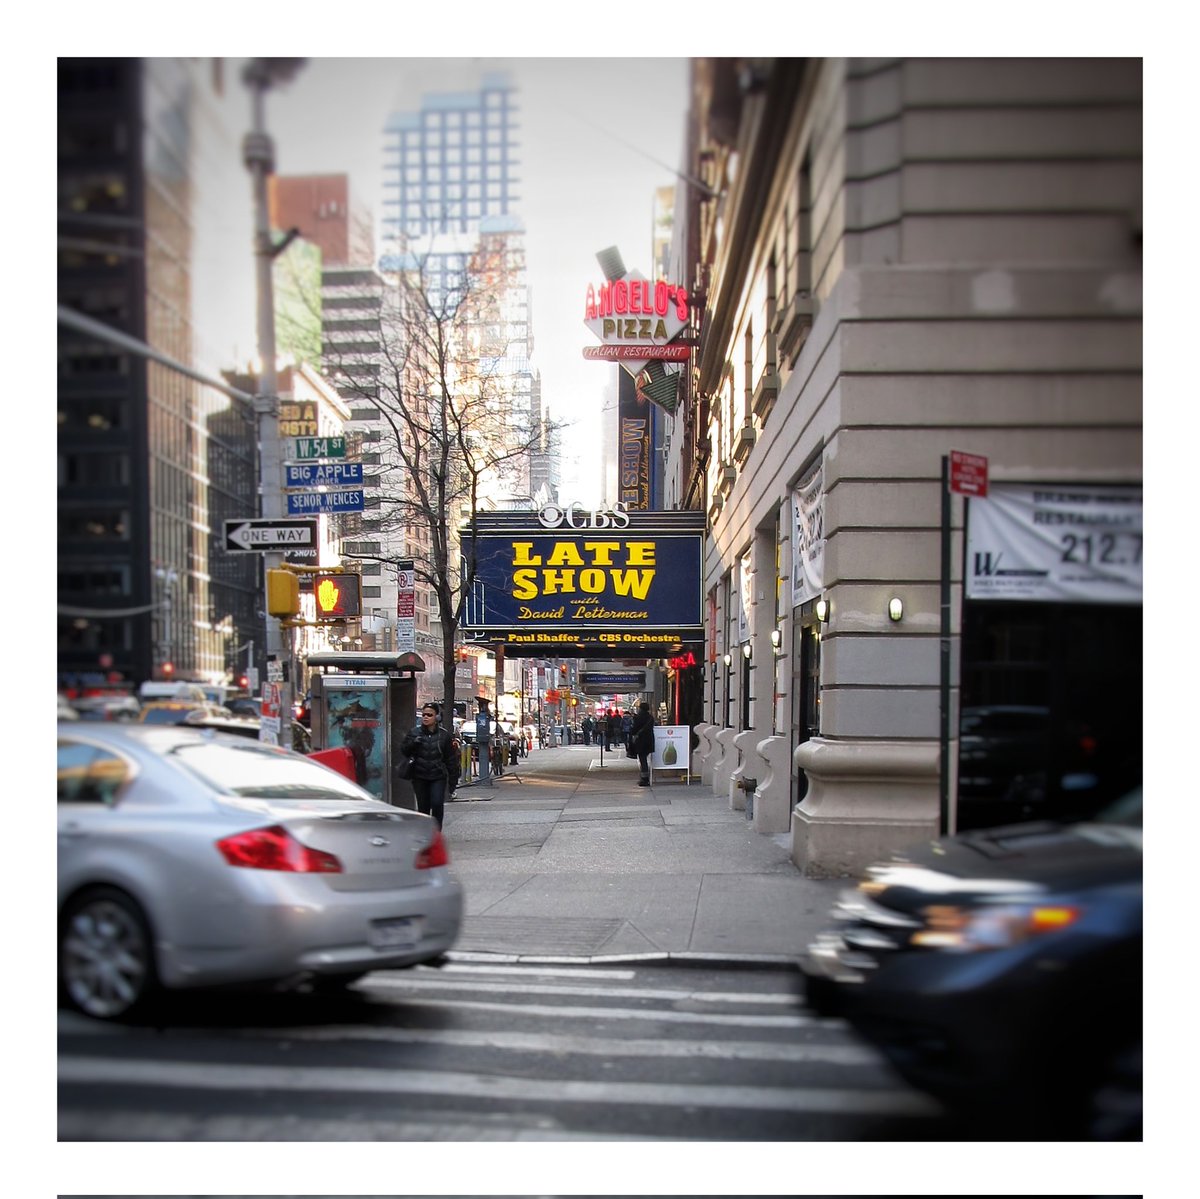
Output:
top-left (306, 651), bottom-right (425, 809)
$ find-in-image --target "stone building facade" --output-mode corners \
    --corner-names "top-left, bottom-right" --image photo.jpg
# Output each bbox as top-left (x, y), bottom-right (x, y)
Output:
top-left (665, 58), bottom-right (1142, 875)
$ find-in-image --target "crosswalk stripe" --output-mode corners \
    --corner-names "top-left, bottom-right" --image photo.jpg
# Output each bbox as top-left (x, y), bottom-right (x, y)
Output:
top-left (364, 974), bottom-right (802, 1005)
top-left (58, 1055), bottom-right (938, 1116)
top-left (57, 1109), bottom-right (646, 1142)
top-left (341, 995), bottom-right (820, 1027)
top-left (236, 1022), bottom-right (879, 1064)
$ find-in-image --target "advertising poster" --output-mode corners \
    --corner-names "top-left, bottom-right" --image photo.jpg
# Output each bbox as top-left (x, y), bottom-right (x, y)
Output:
top-left (324, 681), bottom-right (388, 799)
top-left (651, 725), bottom-right (691, 780)
top-left (966, 484), bottom-right (1142, 604)
top-left (618, 366), bottom-right (652, 511)
top-left (791, 459), bottom-right (825, 607)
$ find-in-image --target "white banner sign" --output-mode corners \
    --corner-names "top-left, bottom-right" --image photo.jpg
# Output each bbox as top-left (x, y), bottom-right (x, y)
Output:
top-left (791, 461), bottom-right (825, 607)
top-left (738, 551), bottom-right (753, 643)
top-left (966, 484), bottom-right (1142, 604)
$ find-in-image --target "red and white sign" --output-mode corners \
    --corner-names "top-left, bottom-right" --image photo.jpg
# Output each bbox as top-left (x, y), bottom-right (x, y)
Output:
top-left (583, 344), bottom-right (690, 361)
top-left (583, 270), bottom-right (690, 377)
top-left (950, 450), bottom-right (989, 497)
top-left (396, 565), bottom-right (415, 653)
top-left (261, 682), bottom-right (282, 730)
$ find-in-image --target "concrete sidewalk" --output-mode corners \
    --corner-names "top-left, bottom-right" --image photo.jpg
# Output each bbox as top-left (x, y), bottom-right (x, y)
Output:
top-left (439, 742), bottom-right (847, 966)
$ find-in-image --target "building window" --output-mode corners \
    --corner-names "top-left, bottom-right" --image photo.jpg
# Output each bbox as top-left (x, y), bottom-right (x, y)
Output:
top-left (58, 452), bottom-right (131, 487)
top-left (59, 509), bottom-right (129, 540)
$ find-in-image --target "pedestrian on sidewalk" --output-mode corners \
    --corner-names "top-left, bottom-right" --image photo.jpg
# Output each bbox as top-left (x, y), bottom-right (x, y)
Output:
top-left (630, 700), bottom-right (655, 787)
top-left (400, 703), bottom-right (457, 828)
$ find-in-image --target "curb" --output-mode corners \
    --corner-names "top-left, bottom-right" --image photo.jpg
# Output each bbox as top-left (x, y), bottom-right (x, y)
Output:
top-left (444, 949), bottom-right (800, 972)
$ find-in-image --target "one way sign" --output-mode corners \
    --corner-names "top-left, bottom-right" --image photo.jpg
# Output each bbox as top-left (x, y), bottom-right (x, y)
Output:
top-left (224, 518), bottom-right (319, 552)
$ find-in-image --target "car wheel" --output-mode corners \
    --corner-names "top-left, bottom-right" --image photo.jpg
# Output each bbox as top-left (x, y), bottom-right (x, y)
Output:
top-left (60, 887), bottom-right (157, 1020)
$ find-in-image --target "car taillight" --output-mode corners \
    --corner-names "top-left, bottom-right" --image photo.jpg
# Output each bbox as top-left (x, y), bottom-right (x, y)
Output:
top-left (216, 824), bottom-right (342, 873)
top-left (416, 828), bottom-right (450, 869)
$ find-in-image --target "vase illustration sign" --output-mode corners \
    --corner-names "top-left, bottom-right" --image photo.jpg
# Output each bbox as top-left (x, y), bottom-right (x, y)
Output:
top-left (651, 725), bottom-right (690, 777)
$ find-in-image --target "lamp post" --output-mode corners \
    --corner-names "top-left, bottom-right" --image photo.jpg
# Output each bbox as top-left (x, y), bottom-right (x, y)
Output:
top-left (242, 57), bottom-right (304, 741)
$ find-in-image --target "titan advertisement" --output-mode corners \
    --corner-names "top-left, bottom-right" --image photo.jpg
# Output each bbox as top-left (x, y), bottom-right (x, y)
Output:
top-left (322, 679), bottom-right (388, 800)
top-left (459, 508), bottom-right (705, 650)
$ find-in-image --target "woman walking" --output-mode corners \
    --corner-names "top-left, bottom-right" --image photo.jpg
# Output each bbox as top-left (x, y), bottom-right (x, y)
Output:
top-left (400, 703), bottom-right (458, 828)
top-left (630, 700), bottom-right (655, 787)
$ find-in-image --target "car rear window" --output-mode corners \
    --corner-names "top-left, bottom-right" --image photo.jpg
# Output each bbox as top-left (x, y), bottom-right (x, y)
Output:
top-left (169, 739), bottom-right (374, 802)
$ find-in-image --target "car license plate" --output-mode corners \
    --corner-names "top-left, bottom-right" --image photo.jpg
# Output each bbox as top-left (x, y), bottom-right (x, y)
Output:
top-left (368, 916), bottom-right (422, 950)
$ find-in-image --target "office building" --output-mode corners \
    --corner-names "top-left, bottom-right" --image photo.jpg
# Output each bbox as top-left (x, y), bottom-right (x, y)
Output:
top-left (58, 58), bottom-right (261, 690)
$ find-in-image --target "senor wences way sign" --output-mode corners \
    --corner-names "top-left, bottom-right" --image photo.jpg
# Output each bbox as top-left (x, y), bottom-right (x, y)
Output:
top-left (459, 506), bottom-right (704, 651)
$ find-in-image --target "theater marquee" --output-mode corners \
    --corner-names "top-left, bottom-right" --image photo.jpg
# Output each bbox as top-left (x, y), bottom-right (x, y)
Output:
top-left (459, 507), bottom-right (705, 651)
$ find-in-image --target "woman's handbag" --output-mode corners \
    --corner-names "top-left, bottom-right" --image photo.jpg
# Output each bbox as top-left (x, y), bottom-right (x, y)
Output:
top-left (394, 755), bottom-right (414, 780)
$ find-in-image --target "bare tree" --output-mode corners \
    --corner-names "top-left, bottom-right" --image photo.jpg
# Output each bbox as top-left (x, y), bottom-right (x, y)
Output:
top-left (325, 232), bottom-right (554, 718)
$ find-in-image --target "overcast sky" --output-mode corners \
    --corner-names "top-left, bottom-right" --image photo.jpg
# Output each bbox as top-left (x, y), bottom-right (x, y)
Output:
top-left (268, 57), bottom-right (690, 505)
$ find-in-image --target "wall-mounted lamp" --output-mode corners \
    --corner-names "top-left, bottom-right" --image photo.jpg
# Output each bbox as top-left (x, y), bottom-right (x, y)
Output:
top-left (815, 599), bottom-right (829, 623)
top-left (888, 597), bottom-right (904, 622)
top-left (770, 628), bottom-right (782, 652)
top-left (723, 652), bottom-right (732, 668)
top-left (742, 642), bottom-right (752, 660)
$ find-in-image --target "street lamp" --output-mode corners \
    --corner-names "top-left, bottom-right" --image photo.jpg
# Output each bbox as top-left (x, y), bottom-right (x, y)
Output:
top-left (242, 58), bottom-right (305, 736)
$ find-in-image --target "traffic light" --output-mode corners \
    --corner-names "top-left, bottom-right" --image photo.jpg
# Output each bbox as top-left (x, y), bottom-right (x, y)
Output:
top-left (312, 571), bottom-right (362, 621)
top-left (266, 569), bottom-right (300, 617)
top-left (459, 646), bottom-right (469, 662)
top-left (570, 697), bottom-right (578, 707)
top-left (559, 663), bottom-right (567, 678)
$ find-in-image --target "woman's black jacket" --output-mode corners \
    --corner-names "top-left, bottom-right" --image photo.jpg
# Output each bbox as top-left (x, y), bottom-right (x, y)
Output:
top-left (630, 710), bottom-right (655, 755)
top-left (401, 723), bottom-right (456, 781)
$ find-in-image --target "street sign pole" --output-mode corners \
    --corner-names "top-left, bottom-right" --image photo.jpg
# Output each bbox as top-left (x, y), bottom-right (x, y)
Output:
top-left (939, 455), bottom-right (952, 837)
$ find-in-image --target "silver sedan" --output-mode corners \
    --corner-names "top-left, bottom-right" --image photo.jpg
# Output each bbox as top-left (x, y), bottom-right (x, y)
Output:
top-left (58, 722), bottom-right (463, 1020)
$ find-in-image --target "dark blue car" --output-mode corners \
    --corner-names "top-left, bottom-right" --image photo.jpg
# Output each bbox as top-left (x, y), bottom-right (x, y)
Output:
top-left (801, 789), bottom-right (1142, 1139)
